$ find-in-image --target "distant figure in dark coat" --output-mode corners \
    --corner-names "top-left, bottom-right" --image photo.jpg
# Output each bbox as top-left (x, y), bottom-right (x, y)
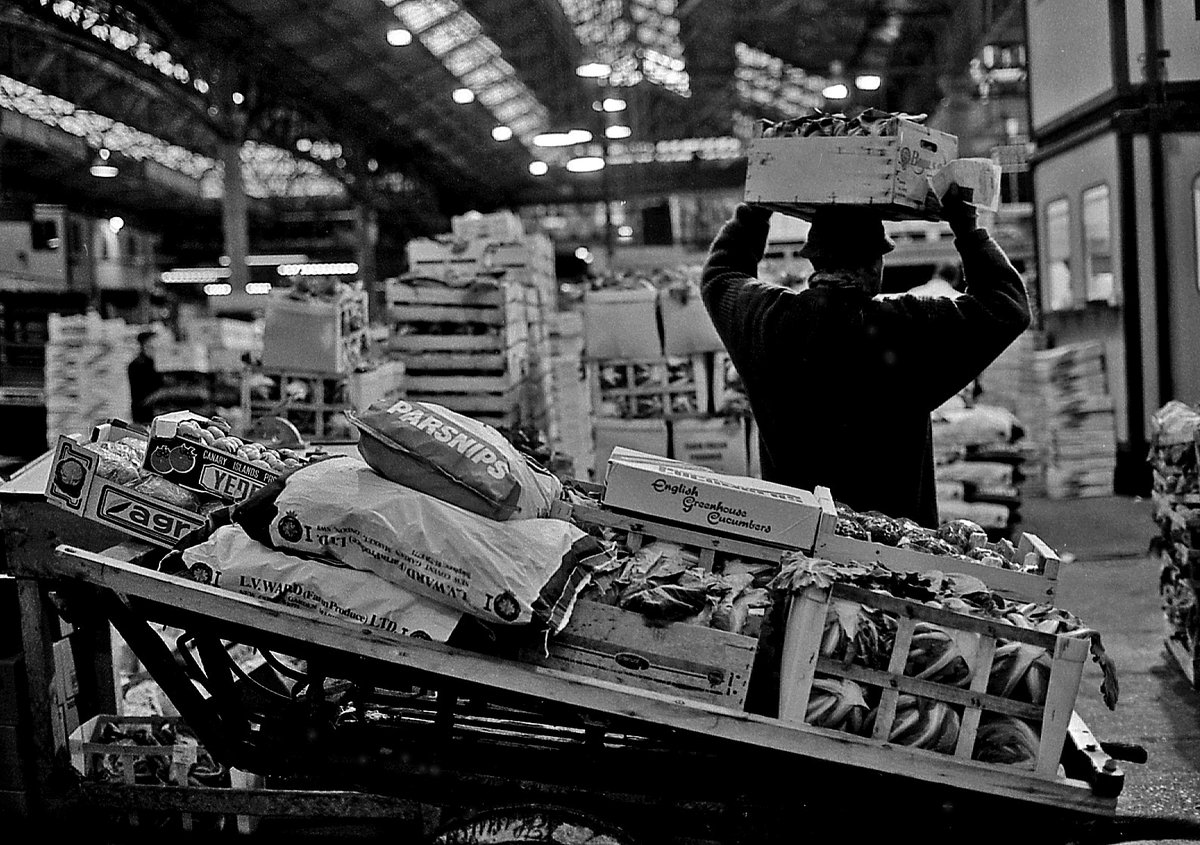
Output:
top-left (128, 330), bottom-right (162, 425)
top-left (700, 187), bottom-right (1030, 527)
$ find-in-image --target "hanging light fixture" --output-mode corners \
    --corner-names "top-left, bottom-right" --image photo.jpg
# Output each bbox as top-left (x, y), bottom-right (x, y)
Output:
top-left (528, 161), bottom-right (549, 176)
top-left (576, 61), bottom-right (612, 78)
top-left (89, 148), bottom-right (118, 178)
top-left (533, 129), bottom-right (592, 147)
top-left (566, 156), bottom-right (605, 173)
top-left (821, 82), bottom-right (849, 100)
top-left (492, 126), bottom-right (514, 141)
top-left (605, 125), bottom-right (632, 140)
top-left (452, 87), bottom-right (475, 104)
top-left (854, 73), bottom-right (882, 91)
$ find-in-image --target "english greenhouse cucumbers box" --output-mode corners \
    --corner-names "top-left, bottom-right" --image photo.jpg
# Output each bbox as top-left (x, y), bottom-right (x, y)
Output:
top-left (601, 447), bottom-right (824, 549)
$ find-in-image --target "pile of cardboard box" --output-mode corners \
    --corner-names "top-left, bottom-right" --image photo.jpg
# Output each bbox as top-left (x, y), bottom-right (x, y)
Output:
top-left (1031, 342), bottom-right (1117, 498)
top-left (44, 312), bottom-right (137, 444)
top-left (583, 278), bottom-right (755, 481)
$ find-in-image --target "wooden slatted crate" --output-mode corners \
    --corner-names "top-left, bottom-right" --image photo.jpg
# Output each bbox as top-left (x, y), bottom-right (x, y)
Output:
top-left (241, 364), bottom-right (405, 441)
top-left (779, 583), bottom-right (1089, 779)
top-left (589, 356), bottom-right (710, 419)
top-left (811, 496), bottom-right (1061, 604)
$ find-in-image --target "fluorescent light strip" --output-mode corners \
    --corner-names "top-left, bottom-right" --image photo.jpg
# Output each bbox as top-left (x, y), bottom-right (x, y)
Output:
top-left (162, 267), bottom-right (232, 283)
top-left (276, 262), bottom-right (360, 276)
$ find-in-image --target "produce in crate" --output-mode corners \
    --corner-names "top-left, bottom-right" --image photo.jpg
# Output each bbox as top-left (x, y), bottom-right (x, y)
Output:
top-left (805, 677), bottom-right (869, 734)
top-left (759, 107), bottom-right (929, 139)
top-left (172, 415), bottom-right (305, 472)
top-left (972, 715), bottom-right (1042, 769)
top-left (81, 438), bottom-right (222, 514)
top-left (771, 554), bottom-right (1119, 764)
top-left (860, 694), bottom-right (961, 754)
top-left (579, 540), bottom-right (773, 636)
top-left (81, 718), bottom-right (224, 787)
top-left (834, 502), bottom-right (1030, 571)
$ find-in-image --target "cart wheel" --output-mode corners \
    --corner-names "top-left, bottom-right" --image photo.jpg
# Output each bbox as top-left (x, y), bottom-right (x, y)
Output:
top-left (434, 806), bottom-right (636, 845)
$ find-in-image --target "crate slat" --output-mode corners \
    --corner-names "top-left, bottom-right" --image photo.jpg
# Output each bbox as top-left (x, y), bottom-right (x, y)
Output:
top-left (954, 634), bottom-right (997, 757)
top-left (871, 617), bottom-right (917, 741)
top-left (405, 391), bottom-right (521, 414)
top-left (778, 588), bottom-right (830, 724)
top-left (405, 374), bottom-right (523, 395)
top-left (390, 334), bottom-right (511, 353)
top-left (817, 658), bottom-right (1043, 722)
top-left (1036, 637), bottom-right (1090, 777)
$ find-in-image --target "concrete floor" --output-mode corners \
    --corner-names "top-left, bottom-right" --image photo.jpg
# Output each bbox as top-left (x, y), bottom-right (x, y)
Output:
top-left (1021, 496), bottom-right (1200, 843)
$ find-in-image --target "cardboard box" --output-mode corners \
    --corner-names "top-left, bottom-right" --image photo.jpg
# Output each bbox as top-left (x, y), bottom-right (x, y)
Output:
top-left (154, 341), bottom-right (210, 373)
top-left (144, 411), bottom-right (279, 504)
top-left (526, 600), bottom-right (758, 709)
top-left (44, 422), bottom-right (208, 549)
top-left (451, 210), bottom-right (525, 242)
top-left (261, 291), bottom-right (368, 374)
top-left (659, 287), bottom-right (725, 355)
top-left (673, 416), bottom-right (749, 476)
top-left (602, 447), bottom-right (823, 549)
top-left (593, 419), bottom-right (670, 480)
top-left (744, 119), bottom-right (958, 220)
top-left (583, 288), bottom-right (662, 360)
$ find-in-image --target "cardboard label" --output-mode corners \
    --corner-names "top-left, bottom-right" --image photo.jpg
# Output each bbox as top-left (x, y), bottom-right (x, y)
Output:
top-left (144, 434), bottom-right (276, 503)
top-left (602, 447), bottom-right (822, 549)
top-left (96, 485), bottom-right (203, 546)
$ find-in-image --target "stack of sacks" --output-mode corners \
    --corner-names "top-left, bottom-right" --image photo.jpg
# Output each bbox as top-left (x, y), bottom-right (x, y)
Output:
top-left (165, 399), bottom-right (608, 649)
top-left (931, 396), bottom-right (1027, 538)
top-left (44, 312), bottom-right (137, 443)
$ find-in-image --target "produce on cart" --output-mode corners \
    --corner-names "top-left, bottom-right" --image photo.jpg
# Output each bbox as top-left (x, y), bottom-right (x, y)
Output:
top-left (769, 554), bottom-right (1119, 770)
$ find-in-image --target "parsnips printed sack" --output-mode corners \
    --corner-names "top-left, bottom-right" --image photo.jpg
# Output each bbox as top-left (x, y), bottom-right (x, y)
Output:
top-left (230, 457), bottom-right (606, 633)
top-left (346, 399), bottom-right (562, 521)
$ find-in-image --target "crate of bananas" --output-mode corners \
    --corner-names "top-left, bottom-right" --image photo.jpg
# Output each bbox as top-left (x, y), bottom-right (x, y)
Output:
top-left (771, 556), bottom-right (1119, 777)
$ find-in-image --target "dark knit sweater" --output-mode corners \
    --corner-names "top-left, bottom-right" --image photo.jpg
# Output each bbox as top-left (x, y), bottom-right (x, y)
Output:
top-left (701, 204), bottom-right (1031, 528)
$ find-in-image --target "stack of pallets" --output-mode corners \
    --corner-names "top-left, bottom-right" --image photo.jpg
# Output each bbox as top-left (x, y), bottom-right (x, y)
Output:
top-left (44, 313), bottom-right (136, 444)
top-left (387, 279), bottom-right (533, 431)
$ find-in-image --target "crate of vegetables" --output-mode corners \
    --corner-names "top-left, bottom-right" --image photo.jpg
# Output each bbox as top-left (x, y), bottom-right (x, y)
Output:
top-left (142, 411), bottom-right (307, 505)
top-left (44, 420), bottom-right (215, 548)
top-left (772, 556), bottom-right (1118, 780)
top-left (744, 109), bottom-right (957, 221)
top-left (814, 502), bottom-right (1061, 604)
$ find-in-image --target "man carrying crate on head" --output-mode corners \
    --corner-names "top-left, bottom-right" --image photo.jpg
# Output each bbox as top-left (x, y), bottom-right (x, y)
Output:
top-left (700, 186), bottom-right (1030, 528)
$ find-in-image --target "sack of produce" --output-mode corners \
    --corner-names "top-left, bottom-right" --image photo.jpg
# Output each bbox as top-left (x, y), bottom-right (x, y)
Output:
top-left (169, 523), bottom-right (463, 643)
top-left (346, 399), bottom-right (562, 521)
top-left (230, 457), bottom-right (606, 632)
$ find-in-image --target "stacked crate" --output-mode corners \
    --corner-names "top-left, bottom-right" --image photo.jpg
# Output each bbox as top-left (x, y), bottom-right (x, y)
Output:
top-left (402, 213), bottom-right (556, 436)
top-left (1031, 342), bottom-right (1117, 498)
top-left (387, 278), bottom-right (531, 431)
top-left (584, 281), bottom-right (751, 480)
top-left (547, 310), bottom-right (592, 479)
top-left (978, 329), bottom-right (1047, 494)
top-left (241, 362), bottom-right (405, 440)
top-left (44, 312), bottom-right (136, 444)
top-left (931, 401), bottom-right (1028, 539)
top-left (245, 287), bottom-right (391, 440)
top-left (1148, 401), bottom-right (1200, 687)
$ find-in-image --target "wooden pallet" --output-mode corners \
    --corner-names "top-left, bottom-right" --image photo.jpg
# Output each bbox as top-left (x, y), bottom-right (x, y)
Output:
top-left (779, 583), bottom-right (1089, 780)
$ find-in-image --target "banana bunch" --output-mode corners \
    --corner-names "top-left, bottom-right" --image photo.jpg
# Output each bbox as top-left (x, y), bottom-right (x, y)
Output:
top-left (819, 601), bottom-right (891, 668)
top-left (988, 642), bottom-right (1052, 705)
top-left (905, 622), bottom-right (975, 687)
top-left (972, 716), bottom-right (1040, 769)
top-left (862, 694), bottom-right (961, 753)
top-left (805, 678), bottom-right (869, 734)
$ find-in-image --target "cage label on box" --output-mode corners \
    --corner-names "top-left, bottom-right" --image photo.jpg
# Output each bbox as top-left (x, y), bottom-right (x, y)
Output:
top-left (97, 486), bottom-right (204, 546)
top-left (145, 435), bottom-right (274, 503)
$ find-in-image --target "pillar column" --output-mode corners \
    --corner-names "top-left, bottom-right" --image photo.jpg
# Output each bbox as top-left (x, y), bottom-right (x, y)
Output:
top-left (221, 141), bottom-right (250, 295)
top-left (354, 203), bottom-right (380, 322)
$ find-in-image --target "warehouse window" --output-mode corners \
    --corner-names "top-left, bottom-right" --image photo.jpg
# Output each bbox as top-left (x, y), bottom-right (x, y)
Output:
top-left (1194, 174), bottom-right (1200, 292)
top-left (1082, 184), bottom-right (1113, 302)
top-left (1045, 197), bottom-right (1074, 310)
